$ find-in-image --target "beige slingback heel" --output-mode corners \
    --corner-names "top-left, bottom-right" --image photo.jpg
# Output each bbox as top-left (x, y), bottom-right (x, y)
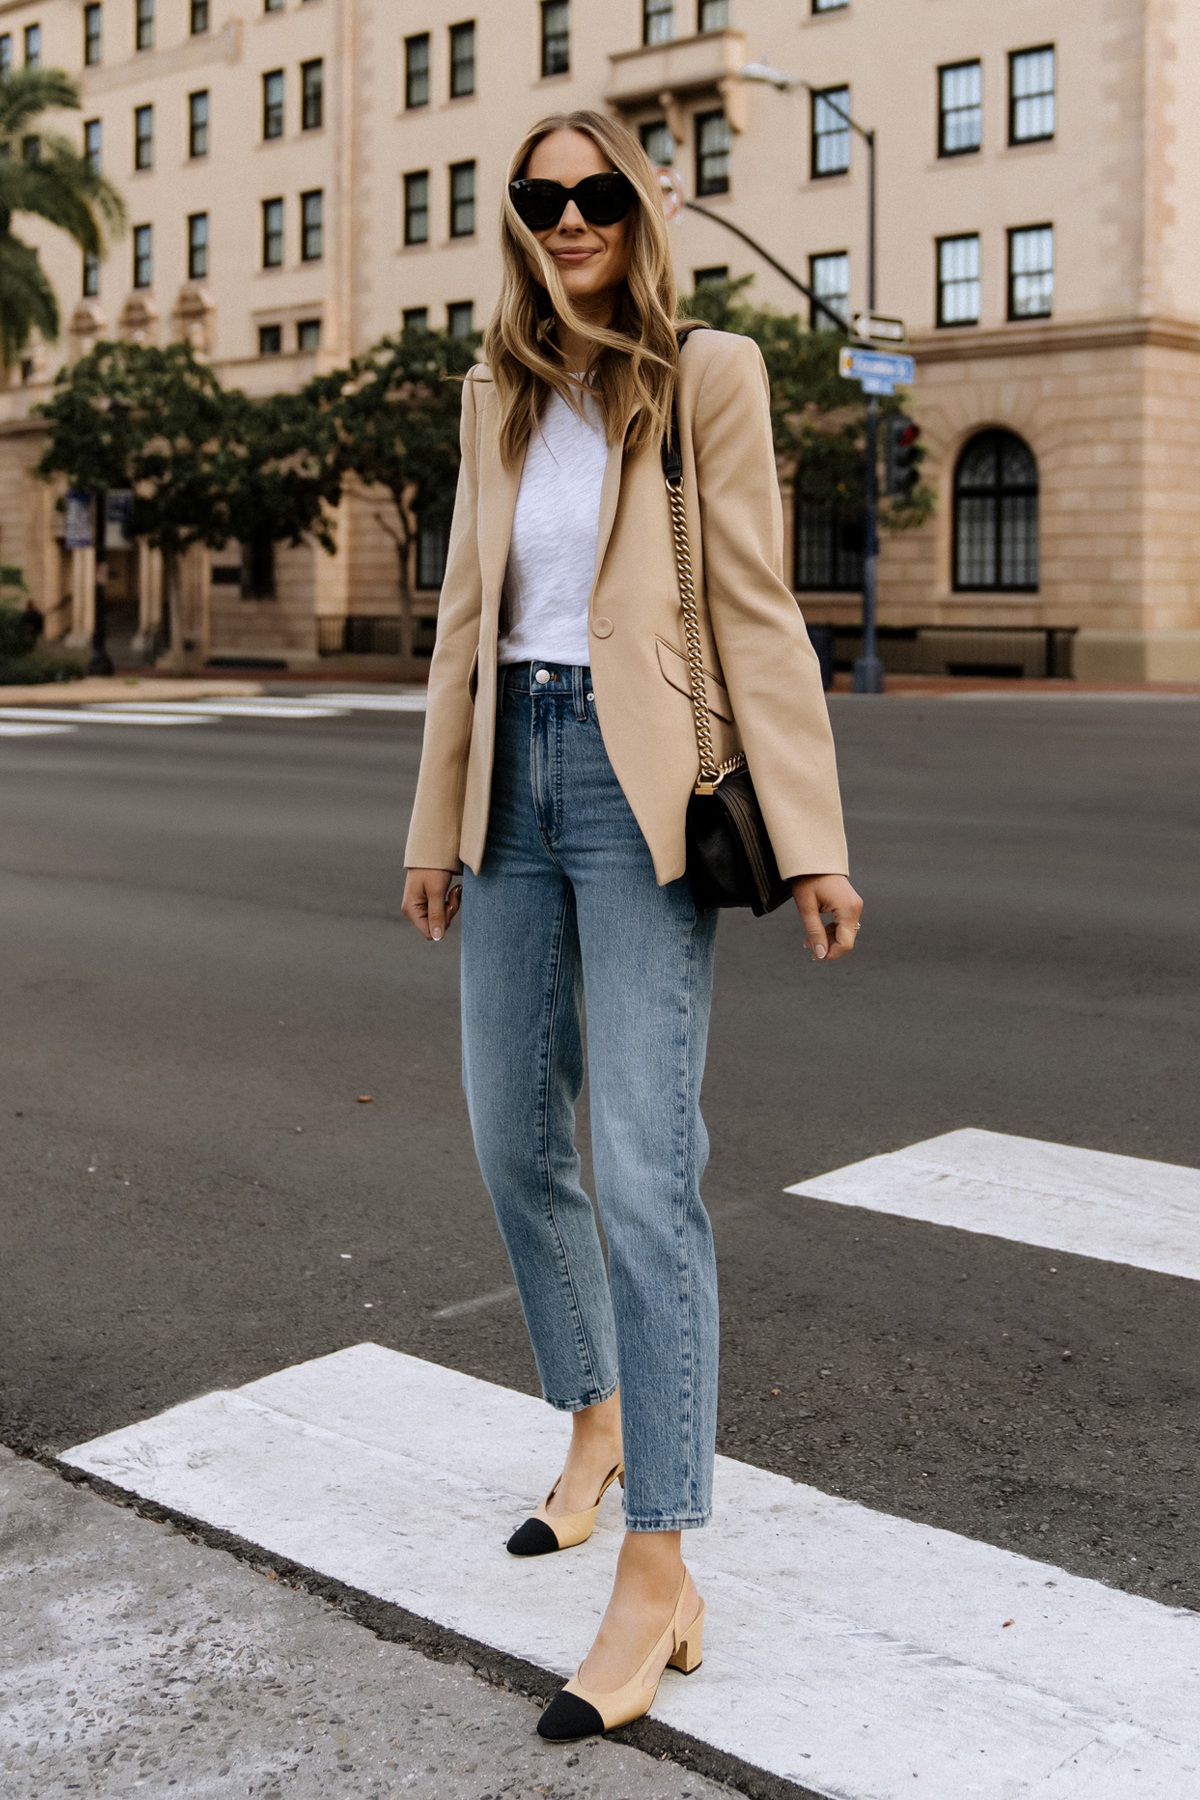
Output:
top-left (536, 1574), bottom-right (705, 1739)
top-left (506, 1461), bottom-right (625, 1557)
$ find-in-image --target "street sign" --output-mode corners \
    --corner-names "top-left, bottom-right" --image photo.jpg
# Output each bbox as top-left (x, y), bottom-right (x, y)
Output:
top-left (853, 312), bottom-right (907, 344)
top-left (839, 345), bottom-right (916, 396)
top-left (63, 491), bottom-right (93, 550)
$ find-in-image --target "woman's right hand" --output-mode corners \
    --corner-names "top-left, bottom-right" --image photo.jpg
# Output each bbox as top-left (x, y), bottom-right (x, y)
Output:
top-left (402, 869), bottom-right (462, 942)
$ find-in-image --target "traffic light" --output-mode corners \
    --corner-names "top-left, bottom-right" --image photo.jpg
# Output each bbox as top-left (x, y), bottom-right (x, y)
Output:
top-left (885, 415), bottom-right (921, 497)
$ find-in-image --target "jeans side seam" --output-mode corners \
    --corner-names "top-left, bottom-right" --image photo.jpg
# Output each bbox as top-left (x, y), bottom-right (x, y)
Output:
top-left (536, 884), bottom-right (606, 1403)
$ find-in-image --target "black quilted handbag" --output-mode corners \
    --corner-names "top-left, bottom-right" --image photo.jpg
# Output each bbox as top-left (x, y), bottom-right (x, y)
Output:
top-left (661, 353), bottom-right (792, 918)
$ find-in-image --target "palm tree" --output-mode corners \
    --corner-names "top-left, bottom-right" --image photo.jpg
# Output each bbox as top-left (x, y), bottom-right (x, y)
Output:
top-left (0, 68), bottom-right (125, 367)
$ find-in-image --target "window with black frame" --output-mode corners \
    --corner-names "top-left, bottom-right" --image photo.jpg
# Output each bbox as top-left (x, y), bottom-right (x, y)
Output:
top-left (794, 496), bottom-right (864, 592)
top-left (263, 71), bottom-right (284, 139)
top-left (1010, 46), bottom-right (1054, 144)
top-left (541, 1), bottom-right (568, 76)
top-left (809, 250), bottom-right (849, 328)
top-left (405, 34), bottom-right (430, 107)
top-left (939, 60), bottom-right (981, 156)
top-left (189, 90), bottom-right (209, 158)
top-left (84, 5), bottom-right (101, 66)
top-left (404, 171), bottom-right (429, 245)
top-left (643, 0), bottom-right (672, 44)
top-left (937, 233), bottom-right (980, 326)
top-left (811, 87), bottom-right (850, 178)
top-left (449, 21), bottom-right (475, 95)
top-left (300, 189), bottom-right (323, 261)
top-left (133, 223), bottom-right (152, 289)
top-left (1007, 224), bottom-right (1053, 319)
top-left (188, 212), bottom-right (208, 280)
top-left (262, 198), bottom-right (283, 267)
top-left (695, 110), bottom-right (730, 195)
top-left (640, 119), bottom-right (675, 167)
top-left (449, 161), bottom-right (475, 237)
top-left (697, 0), bottom-right (729, 27)
top-left (953, 429), bottom-right (1038, 591)
top-left (301, 59), bottom-right (323, 130)
top-left (134, 104), bottom-right (153, 170)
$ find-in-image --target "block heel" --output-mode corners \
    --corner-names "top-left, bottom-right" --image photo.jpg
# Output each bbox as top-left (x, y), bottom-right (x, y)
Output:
top-left (667, 1599), bottom-right (704, 1673)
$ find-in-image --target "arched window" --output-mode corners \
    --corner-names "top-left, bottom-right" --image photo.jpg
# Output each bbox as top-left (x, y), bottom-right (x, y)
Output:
top-left (953, 429), bottom-right (1038, 591)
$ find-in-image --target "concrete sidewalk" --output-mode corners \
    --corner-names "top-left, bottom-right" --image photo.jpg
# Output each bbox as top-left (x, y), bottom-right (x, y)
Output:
top-left (0, 1449), bottom-right (727, 1800)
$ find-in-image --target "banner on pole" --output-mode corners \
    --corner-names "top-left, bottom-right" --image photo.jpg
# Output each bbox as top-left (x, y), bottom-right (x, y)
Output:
top-left (63, 491), bottom-right (94, 549)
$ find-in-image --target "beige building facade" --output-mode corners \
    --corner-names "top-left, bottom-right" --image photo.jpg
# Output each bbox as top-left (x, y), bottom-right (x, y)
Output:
top-left (1, 0), bottom-right (1197, 678)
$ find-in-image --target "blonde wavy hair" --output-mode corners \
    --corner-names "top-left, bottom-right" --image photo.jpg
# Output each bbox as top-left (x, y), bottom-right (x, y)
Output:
top-left (484, 109), bottom-right (680, 470)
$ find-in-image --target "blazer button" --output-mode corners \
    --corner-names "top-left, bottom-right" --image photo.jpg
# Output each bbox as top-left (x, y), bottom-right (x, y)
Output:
top-left (591, 617), bottom-right (614, 639)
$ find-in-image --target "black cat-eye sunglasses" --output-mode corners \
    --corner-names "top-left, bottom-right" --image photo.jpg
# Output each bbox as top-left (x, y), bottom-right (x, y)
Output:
top-left (508, 171), bottom-right (636, 233)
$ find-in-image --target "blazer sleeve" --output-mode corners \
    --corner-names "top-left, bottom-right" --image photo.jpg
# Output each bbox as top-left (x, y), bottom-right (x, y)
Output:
top-left (403, 368), bottom-right (484, 873)
top-left (692, 334), bottom-right (850, 880)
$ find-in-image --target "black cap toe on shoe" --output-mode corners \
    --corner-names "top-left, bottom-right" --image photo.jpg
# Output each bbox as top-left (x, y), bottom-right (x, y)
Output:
top-left (506, 1516), bottom-right (561, 1557)
top-left (537, 1689), bottom-right (606, 1740)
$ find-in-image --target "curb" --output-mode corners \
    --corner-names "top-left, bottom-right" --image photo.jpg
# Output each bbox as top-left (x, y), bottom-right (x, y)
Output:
top-left (29, 1448), bottom-right (825, 1800)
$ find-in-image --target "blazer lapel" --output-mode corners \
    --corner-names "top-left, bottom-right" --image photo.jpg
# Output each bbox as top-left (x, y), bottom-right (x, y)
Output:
top-left (590, 434), bottom-right (626, 588)
top-left (476, 396), bottom-right (525, 617)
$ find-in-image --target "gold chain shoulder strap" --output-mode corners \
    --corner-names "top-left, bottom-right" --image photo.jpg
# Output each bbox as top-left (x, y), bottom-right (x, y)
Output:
top-left (662, 335), bottom-right (748, 798)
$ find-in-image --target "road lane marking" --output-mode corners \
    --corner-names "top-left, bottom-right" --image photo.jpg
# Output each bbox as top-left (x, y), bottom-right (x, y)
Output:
top-left (85, 700), bottom-right (348, 719)
top-left (786, 1128), bottom-right (1200, 1281)
top-left (0, 707), bottom-right (212, 727)
top-left (63, 1342), bottom-right (1200, 1800)
top-left (0, 721), bottom-right (77, 736)
top-left (432, 1284), bottom-right (520, 1319)
top-left (310, 693), bottom-right (428, 711)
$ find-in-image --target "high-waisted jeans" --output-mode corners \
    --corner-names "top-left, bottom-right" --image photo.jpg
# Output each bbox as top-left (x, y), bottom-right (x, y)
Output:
top-left (460, 662), bottom-right (720, 1530)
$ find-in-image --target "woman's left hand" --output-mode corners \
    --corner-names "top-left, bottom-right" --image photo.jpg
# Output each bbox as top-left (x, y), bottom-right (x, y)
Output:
top-left (790, 873), bottom-right (863, 963)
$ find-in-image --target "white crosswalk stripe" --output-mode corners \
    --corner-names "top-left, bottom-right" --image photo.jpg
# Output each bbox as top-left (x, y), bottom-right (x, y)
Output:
top-left (786, 1129), bottom-right (1200, 1282)
top-left (85, 701), bottom-right (349, 720)
top-left (0, 691), bottom-right (432, 734)
top-left (0, 720), bottom-right (76, 736)
top-left (0, 706), bottom-right (214, 727)
top-left (64, 1342), bottom-right (1200, 1800)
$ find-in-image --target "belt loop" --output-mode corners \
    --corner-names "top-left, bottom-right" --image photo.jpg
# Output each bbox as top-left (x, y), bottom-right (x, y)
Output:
top-left (497, 663), bottom-right (508, 717)
top-left (572, 664), bottom-right (587, 721)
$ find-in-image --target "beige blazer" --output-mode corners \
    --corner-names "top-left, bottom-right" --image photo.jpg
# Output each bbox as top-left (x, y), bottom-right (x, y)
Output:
top-left (404, 327), bottom-right (849, 886)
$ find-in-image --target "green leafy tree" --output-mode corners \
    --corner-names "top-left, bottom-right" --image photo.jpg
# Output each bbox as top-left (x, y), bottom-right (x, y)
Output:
top-left (34, 340), bottom-right (338, 653)
top-left (0, 69), bottom-right (125, 366)
top-left (306, 325), bottom-right (480, 664)
top-left (681, 277), bottom-right (935, 534)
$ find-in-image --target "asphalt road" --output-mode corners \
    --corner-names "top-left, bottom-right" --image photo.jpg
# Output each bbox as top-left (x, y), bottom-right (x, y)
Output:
top-left (1, 695), bottom-right (1197, 1612)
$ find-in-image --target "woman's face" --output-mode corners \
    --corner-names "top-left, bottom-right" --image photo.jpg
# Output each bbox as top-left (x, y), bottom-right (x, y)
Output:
top-left (523, 129), bottom-right (633, 312)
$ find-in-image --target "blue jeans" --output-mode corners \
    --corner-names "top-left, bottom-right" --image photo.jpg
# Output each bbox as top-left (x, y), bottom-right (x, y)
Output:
top-left (460, 662), bottom-right (720, 1531)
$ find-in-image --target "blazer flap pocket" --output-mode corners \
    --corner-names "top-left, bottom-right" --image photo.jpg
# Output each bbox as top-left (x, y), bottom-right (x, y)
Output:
top-left (656, 637), bottom-right (734, 723)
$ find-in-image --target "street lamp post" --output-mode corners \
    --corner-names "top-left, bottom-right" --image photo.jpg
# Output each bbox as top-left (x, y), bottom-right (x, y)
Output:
top-left (739, 63), bottom-right (885, 693)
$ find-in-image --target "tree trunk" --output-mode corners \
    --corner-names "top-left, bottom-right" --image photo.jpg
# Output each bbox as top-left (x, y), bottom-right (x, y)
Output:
top-left (395, 532), bottom-right (415, 670)
top-left (160, 541), bottom-right (180, 662)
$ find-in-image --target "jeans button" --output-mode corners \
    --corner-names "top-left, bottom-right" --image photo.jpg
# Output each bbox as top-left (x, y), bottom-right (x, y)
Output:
top-left (534, 668), bottom-right (551, 684)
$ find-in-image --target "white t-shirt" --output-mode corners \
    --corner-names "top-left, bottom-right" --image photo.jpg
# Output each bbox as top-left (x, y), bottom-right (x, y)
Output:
top-left (497, 384), bottom-right (609, 667)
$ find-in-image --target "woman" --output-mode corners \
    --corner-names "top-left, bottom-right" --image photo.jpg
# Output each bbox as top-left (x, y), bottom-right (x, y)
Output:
top-left (402, 110), bottom-right (861, 1739)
